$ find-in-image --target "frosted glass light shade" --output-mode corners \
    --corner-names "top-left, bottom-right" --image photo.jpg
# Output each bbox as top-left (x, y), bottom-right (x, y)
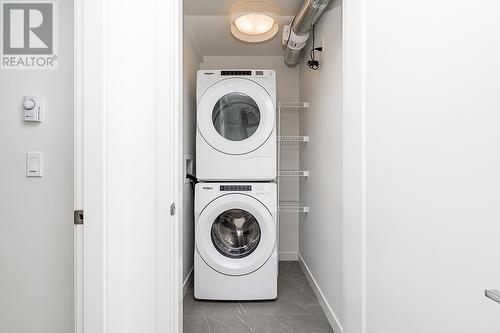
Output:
top-left (230, 1), bottom-right (279, 43)
top-left (235, 14), bottom-right (275, 35)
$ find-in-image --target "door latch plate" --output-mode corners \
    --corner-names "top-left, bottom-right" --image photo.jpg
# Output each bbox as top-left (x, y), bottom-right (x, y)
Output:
top-left (74, 210), bottom-right (84, 225)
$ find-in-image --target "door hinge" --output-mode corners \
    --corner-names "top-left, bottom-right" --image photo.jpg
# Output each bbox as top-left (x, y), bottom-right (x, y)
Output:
top-left (74, 210), bottom-right (84, 225)
top-left (170, 203), bottom-right (176, 216)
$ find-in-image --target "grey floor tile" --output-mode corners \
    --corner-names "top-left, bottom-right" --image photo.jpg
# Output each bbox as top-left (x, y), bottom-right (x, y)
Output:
top-left (204, 312), bottom-right (252, 333)
top-left (296, 302), bottom-right (326, 316)
top-left (183, 314), bottom-right (210, 333)
top-left (240, 297), bottom-right (317, 316)
top-left (204, 312), bottom-right (291, 333)
top-left (274, 314), bottom-right (334, 333)
top-left (278, 275), bottom-right (317, 305)
top-left (184, 295), bottom-right (241, 315)
top-left (183, 261), bottom-right (333, 333)
top-left (279, 261), bottom-right (304, 277)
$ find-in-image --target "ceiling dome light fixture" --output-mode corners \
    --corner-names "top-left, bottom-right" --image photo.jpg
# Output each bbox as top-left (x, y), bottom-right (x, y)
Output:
top-left (230, 1), bottom-right (280, 43)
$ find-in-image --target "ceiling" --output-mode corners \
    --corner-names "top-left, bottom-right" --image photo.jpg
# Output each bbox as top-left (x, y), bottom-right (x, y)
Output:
top-left (184, 0), bottom-right (303, 16)
top-left (184, 0), bottom-right (303, 57)
top-left (185, 15), bottom-right (294, 57)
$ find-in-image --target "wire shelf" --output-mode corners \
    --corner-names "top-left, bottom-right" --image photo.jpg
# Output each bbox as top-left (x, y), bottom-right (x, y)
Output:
top-left (279, 201), bottom-right (310, 214)
top-left (278, 135), bottom-right (310, 143)
top-left (277, 101), bottom-right (310, 216)
top-left (278, 102), bottom-right (309, 112)
top-left (278, 170), bottom-right (310, 177)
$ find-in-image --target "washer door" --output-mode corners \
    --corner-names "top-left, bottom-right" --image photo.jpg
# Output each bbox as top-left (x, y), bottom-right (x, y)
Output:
top-left (196, 194), bottom-right (276, 276)
top-left (198, 78), bottom-right (275, 155)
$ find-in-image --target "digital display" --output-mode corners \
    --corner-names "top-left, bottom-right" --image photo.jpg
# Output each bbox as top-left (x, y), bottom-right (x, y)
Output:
top-left (220, 185), bottom-right (252, 191)
top-left (221, 70), bottom-right (252, 76)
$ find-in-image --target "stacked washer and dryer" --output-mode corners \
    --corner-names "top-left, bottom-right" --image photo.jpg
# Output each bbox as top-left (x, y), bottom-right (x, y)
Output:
top-left (195, 69), bottom-right (278, 300)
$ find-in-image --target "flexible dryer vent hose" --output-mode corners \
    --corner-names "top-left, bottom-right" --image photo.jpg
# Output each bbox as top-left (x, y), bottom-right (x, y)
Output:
top-left (283, 0), bottom-right (330, 66)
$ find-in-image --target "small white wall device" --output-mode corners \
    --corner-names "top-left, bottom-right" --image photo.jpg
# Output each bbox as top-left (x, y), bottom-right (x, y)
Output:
top-left (26, 152), bottom-right (43, 177)
top-left (23, 96), bottom-right (42, 122)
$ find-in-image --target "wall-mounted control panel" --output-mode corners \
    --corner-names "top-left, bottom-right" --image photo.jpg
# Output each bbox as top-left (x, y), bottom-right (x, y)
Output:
top-left (23, 96), bottom-right (42, 122)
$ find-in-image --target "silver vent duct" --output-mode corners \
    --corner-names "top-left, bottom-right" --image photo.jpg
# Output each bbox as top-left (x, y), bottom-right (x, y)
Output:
top-left (283, 0), bottom-right (330, 66)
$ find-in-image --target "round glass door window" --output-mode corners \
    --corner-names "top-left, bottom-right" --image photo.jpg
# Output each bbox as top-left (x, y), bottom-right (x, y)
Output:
top-left (212, 93), bottom-right (261, 141)
top-left (211, 209), bottom-right (261, 258)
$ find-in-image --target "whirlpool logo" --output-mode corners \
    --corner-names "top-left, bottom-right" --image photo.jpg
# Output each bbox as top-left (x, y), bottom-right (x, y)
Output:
top-left (1, 1), bottom-right (58, 69)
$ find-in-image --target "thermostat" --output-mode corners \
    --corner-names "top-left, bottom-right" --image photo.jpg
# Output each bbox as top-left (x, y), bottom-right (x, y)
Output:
top-left (23, 96), bottom-right (42, 122)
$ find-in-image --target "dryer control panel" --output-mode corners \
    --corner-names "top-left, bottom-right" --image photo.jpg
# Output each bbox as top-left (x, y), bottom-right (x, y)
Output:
top-left (220, 185), bottom-right (252, 191)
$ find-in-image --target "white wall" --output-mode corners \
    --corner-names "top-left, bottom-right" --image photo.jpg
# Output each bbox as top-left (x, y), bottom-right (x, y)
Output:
top-left (343, 0), bottom-right (500, 331)
top-left (182, 30), bottom-right (202, 286)
top-left (200, 56), bottom-right (301, 259)
top-left (0, 1), bottom-right (74, 332)
top-left (297, 3), bottom-right (343, 331)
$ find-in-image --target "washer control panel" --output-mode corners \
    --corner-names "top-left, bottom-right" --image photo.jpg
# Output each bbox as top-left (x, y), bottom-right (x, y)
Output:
top-left (221, 70), bottom-right (251, 76)
top-left (202, 69), bottom-right (274, 78)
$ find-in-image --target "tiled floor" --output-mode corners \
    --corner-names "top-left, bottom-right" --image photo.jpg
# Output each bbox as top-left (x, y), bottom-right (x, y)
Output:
top-left (183, 261), bottom-right (333, 333)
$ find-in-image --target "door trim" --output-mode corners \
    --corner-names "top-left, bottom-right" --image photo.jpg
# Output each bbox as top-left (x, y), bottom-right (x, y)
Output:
top-left (73, 0), bottom-right (83, 332)
top-left (342, 0), bottom-right (367, 332)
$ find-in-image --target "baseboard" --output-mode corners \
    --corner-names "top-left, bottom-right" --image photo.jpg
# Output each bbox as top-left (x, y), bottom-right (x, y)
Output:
top-left (278, 251), bottom-right (298, 261)
top-left (298, 254), bottom-right (343, 333)
top-left (183, 266), bottom-right (194, 297)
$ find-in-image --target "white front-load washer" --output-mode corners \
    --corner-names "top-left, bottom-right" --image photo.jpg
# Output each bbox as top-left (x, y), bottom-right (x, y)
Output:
top-left (196, 69), bottom-right (276, 181)
top-left (194, 182), bottom-right (277, 300)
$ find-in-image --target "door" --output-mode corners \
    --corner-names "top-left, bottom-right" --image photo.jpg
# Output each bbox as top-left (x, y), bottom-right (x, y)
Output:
top-left (196, 194), bottom-right (276, 276)
top-left (79, 0), bottom-right (181, 331)
top-left (197, 78), bottom-right (275, 155)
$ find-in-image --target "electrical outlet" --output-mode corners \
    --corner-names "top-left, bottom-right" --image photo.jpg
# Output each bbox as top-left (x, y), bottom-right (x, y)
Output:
top-left (319, 36), bottom-right (325, 52)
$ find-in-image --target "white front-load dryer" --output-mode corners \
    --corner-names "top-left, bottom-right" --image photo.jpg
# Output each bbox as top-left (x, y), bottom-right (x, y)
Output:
top-left (194, 182), bottom-right (277, 300)
top-left (196, 69), bottom-right (276, 181)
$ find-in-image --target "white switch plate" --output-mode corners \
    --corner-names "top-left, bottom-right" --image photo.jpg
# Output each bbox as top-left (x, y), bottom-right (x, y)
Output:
top-left (23, 96), bottom-right (42, 122)
top-left (26, 152), bottom-right (43, 177)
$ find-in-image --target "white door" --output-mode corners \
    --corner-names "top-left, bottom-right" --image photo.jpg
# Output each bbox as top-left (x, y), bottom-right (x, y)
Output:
top-left (78, 0), bottom-right (182, 332)
top-left (343, 0), bottom-right (500, 331)
top-left (197, 78), bottom-right (275, 155)
top-left (196, 194), bottom-right (276, 276)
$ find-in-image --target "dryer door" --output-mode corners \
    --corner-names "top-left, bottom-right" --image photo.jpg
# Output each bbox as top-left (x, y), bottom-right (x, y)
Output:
top-left (198, 78), bottom-right (275, 155)
top-left (196, 194), bottom-right (276, 276)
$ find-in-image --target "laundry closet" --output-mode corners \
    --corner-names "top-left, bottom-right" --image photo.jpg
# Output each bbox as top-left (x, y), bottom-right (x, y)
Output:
top-left (181, 0), bottom-right (342, 332)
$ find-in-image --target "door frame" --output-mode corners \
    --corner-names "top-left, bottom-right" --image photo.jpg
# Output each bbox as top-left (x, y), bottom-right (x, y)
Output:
top-left (72, 0), bottom-right (368, 331)
top-left (74, 0), bottom-right (184, 331)
top-left (73, 0), bottom-right (83, 332)
top-left (342, 0), bottom-right (367, 332)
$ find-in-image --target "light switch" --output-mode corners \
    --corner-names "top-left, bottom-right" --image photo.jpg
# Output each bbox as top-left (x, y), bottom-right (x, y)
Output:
top-left (26, 152), bottom-right (43, 177)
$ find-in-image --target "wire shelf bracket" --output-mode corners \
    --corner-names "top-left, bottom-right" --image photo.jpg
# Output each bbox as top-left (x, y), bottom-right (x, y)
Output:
top-left (278, 170), bottom-right (310, 178)
top-left (278, 135), bottom-right (310, 143)
top-left (278, 102), bottom-right (309, 112)
top-left (279, 201), bottom-right (310, 214)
